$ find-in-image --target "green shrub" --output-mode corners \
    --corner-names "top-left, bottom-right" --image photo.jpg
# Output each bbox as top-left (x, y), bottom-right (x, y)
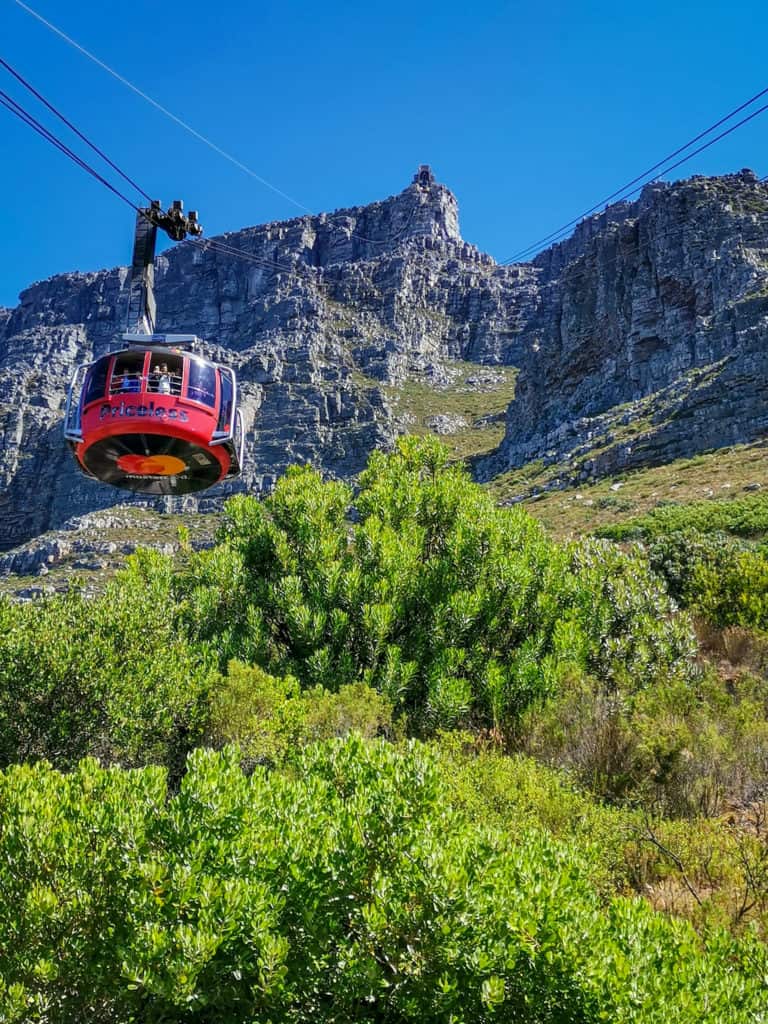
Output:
top-left (205, 661), bottom-right (393, 764)
top-left (692, 548), bottom-right (768, 630)
top-left (177, 437), bottom-right (694, 737)
top-left (644, 531), bottom-right (739, 603)
top-left (0, 439), bottom-right (696, 768)
top-left (595, 495), bottom-right (634, 512)
top-left (432, 732), bottom-right (768, 939)
top-left (0, 739), bottom-right (765, 1023)
top-left (518, 666), bottom-right (768, 816)
top-left (566, 539), bottom-right (696, 688)
top-left (643, 531), bottom-right (768, 630)
top-left (431, 730), bottom-right (636, 896)
top-left (596, 493), bottom-right (768, 541)
top-left (0, 550), bottom-right (213, 773)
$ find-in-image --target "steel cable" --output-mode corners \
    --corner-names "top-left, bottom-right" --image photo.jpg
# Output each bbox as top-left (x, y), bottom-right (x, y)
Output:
top-left (503, 89), bottom-right (768, 265)
top-left (11, 0), bottom-right (431, 250)
top-left (12, 0), bottom-right (313, 214)
top-left (0, 87), bottom-right (141, 211)
top-left (0, 56), bottom-right (153, 203)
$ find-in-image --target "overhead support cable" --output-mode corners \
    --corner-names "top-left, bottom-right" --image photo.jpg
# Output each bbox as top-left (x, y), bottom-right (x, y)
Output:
top-left (626, 102), bottom-right (768, 193)
top-left (0, 61), bottom-right (319, 287)
top-left (0, 87), bottom-right (141, 211)
top-left (0, 56), bottom-right (296, 274)
top-left (0, 76), bottom-right (348, 284)
top-left (0, 55), bottom-right (152, 202)
top-left (11, 0), bottom-right (428, 251)
top-left (194, 237), bottom-right (301, 276)
top-left (532, 100), bottom-right (768, 271)
top-left (12, 0), bottom-right (314, 214)
top-left (503, 85), bottom-right (768, 265)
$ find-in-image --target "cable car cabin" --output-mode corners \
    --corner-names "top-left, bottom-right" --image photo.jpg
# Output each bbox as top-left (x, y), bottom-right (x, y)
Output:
top-left (63, 338), bottom-right (244, 495)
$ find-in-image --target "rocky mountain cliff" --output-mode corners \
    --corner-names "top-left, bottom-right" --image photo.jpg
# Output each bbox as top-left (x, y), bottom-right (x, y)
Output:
top-left (480, 170), bottom-right (768, 485)
top-left (1, 166), bottom-right (767, 553)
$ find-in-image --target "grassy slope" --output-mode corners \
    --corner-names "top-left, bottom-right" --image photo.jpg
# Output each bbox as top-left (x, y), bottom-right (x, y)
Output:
top-left (385, 360), bottom-right (517, 460)
top-left (490, 441), bottom-right (768, 538)
top-left (0, 507), bottom-right (218, 598)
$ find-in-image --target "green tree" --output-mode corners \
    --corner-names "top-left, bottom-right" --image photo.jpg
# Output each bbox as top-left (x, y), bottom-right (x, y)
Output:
top-left (0, 549), bottom-right (212, 772)
top-left (179, 437), bottom-right (694, 735)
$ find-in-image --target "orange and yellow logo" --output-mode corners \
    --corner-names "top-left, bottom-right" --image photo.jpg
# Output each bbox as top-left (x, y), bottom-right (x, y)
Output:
top-left (116, 454), bottom-right (187, 476)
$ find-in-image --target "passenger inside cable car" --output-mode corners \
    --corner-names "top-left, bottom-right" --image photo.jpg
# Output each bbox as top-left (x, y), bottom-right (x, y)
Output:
top-left (110, 352), bottom-right (144, 394)
top-left (149, 355), bottom-right (183, 395)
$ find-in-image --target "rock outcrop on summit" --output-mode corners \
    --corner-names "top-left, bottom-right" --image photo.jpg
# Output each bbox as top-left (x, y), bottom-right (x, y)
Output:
top-left (1, 166), bottom-right (767, 551)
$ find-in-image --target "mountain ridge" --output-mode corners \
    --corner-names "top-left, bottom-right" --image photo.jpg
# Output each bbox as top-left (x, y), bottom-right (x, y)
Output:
top-left (1, 166), bottom-right (767, 553)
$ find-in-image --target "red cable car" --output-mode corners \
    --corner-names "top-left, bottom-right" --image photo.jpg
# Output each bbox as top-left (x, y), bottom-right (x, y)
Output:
top-left (64, 335), bottom-right (244, 495)
top-left (64, 201), bottom-right (246, 494)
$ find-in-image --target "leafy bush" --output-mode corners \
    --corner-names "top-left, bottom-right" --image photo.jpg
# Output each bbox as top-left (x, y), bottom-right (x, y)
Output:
top-left (177, 437), bottom-right (694, 736)
top-left (0, 550), bottom-right (213, 773)
top-left (644, 531), bottom-right (739, 603)
top-left (566, 539), bottom-right (695, 688)
top-left (205, 661), bottom-right (393, 765)
top-left (518, 667), bottom-right (768, 816)
top-left (433, 732), bottom-right (768, 939)
top-left (643, 531), bottom-right (768, 630)
top-left (692, 548), bottom-right (768, 630)
top-left (596, 493), bottom-right (768, 541)
top-left (1, 739), bottom-right (765, 1023)
top-left (431, 730), bottom-right (636, 895)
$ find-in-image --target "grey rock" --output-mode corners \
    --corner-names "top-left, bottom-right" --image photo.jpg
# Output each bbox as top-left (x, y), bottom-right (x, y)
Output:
top-left (424, 413), bottom-right (468, 435)
top-left (15, 586), bottom-right (52, 601)
top-left (478, 170), bottom-right (768, 482)
top-left (472, 411), bottom-right (506, 428)
top-left (2, 167), bottom-right (768, 553)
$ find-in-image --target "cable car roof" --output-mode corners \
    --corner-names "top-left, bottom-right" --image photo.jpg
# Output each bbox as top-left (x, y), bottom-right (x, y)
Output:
top-left (122, 332), bottom-right (200, 350)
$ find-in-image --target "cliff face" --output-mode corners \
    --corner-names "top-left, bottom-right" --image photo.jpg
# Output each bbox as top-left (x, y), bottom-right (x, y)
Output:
top-left (483, 170), bottom-right (768, 482)
top-left (0, 170), bottom-right (534, 550)
top-left (1, 167), bottom-right (767, 552)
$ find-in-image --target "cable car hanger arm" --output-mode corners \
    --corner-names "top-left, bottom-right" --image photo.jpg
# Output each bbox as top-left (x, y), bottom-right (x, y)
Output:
top-left (126, 200), bottom-right (203, 336)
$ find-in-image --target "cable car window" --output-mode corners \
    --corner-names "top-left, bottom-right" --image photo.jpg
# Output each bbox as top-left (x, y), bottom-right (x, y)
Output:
top-left (148, 354), bottom-right (183, 396)
top-left (217, 371), bottom-right (233, 432)
top-left (110, 353), bottom-right (145, 395)
top-left (186, 359), bottom-right (216, 407)
top-left (83, 357), bottom-right (110, 406)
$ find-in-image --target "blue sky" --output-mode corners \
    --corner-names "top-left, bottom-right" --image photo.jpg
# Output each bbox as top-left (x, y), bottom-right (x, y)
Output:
top-left (1, 0), bottom-right (767, 307)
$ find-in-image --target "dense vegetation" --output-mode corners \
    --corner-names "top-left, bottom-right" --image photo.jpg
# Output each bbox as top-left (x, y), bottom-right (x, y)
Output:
top-left (2, 740), bottom-right (768, 1024)
top-left (594, 492), bottom-right (768, 631)
top-left (596, 492), bottom-right (768, 541)
top-left (1, 438), bottom-right (767, 1022)
top-left (0, 438), bottom-right (695, 770)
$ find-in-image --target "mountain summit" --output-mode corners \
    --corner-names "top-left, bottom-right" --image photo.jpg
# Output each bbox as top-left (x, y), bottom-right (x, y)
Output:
top-left (1, 167), bottom-right (767, 551)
